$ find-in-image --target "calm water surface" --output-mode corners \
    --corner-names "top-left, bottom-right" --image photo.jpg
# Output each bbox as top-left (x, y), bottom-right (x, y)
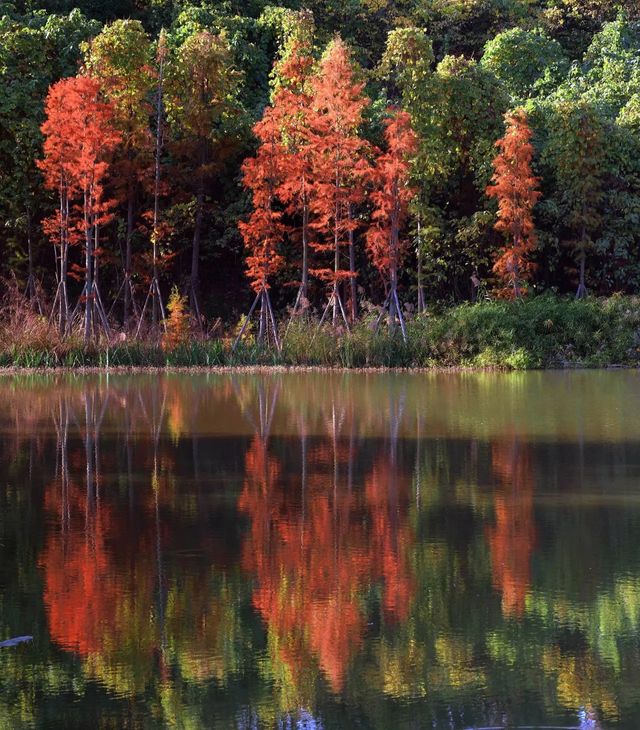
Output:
top-left (1, 371), bottom-right (640, 729)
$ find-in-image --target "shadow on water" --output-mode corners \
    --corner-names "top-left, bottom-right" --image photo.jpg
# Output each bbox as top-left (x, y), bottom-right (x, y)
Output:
top-left (0, 371), bottom-right (639, 728)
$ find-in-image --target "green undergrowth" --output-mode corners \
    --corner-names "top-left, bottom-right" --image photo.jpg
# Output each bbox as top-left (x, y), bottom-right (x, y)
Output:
top-left (1, 295), bottom-right (639, 370)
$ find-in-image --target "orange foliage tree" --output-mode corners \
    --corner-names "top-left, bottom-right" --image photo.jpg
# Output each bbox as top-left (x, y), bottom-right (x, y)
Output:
top-left (308, 38), bottom-right (372, 326)
top-left (39, 76), bottom-right (121, 341)
top-left (366, 108), bottom-right (417, 338)
top-left (486, 109), bottom-right (541, 298)
top-left (272, 42), bottom-right (316, 313)
top-left (237, 104), bottom-right (286, 347)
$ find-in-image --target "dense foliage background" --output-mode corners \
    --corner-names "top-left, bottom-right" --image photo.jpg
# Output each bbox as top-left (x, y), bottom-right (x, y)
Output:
top-left (1, 0), bottom-right (640, 328)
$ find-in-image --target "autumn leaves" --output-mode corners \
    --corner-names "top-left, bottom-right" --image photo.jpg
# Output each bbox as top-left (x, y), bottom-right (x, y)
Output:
top-left (37, 22), bottom-right (541, 347)
top-left (486, 110), bottom-right (540, 299)
top-left (39, 76), bottom-right (121, 340)
top-left (241, 38), bottom-right (540, 343)
top-left (240, 39), bottom-right (418, 339)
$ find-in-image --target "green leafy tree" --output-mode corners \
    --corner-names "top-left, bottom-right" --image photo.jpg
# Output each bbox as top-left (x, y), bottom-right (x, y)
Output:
top-left (165, 28), bottom-right (241, 320)
top-left (82, 19), bottom-right (155, 327)
top-left (383, 28), bottom-right (509, 299)
top-left (481, 27), bottom-right (568, 102)
top-left (542, 100), bottom-right (607, 298)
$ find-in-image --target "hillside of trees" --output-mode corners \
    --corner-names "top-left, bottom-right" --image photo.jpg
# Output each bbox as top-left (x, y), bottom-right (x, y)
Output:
top-left (1, 0), bottom-right (640, 352)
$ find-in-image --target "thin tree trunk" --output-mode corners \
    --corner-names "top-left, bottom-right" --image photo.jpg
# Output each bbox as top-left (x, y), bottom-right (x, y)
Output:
top-left (301, 185), bottom-right (309, 302)
top-left (332, 175), bottom-right (340, 326)
top-left (576, 225), bottom-right (587, 299)
top-left (152, 33), bottom-right (166, 330)
top-left (513, 233), bottom-right (521, 299)
top-left (576, 248), bottom-right (587, 299)
top-left (258, 289), bottom-right (266, 343)
top-left (57, 186), bottom-right (70, 335)
top-left (124, 181), bottom-right (134, 327)
top-left (62, 193), bottom-right (69, 332)
top-left (388, 281), bottom-right (397, 333)
top-left (348, 204), bottom-right (357, 322)
top-left (84, 194), bottom-right (93, 344)
top-left (389, 185), bottom-right (400, 333)
top-left (190, 168), bottom-right (205, 320)
top-left (26, 209), bottom-right (34, 299)
top-left (417, 217), bottom-right (425, 313)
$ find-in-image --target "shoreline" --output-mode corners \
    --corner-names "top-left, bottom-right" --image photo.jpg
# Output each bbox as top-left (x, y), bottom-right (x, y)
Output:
top-left (3, 296), bottom-right (640, 372)
top-left (0, 363), bottom-right (636, 375)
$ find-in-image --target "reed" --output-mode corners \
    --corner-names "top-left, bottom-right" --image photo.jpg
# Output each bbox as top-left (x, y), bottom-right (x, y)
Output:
top-left (2, 290), bottom-right (639, 370)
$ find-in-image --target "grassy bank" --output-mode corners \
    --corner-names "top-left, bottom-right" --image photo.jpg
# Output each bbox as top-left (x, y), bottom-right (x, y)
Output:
top-left (1, 295), bottom-right (639, 370)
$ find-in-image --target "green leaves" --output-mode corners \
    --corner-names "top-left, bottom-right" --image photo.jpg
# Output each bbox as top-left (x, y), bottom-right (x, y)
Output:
top-left (481, 27), bottom-right (569, 102)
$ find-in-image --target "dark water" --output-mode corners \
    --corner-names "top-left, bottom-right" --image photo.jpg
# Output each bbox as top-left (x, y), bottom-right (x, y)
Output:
top-left (1, 371), bottom-right (640, 729)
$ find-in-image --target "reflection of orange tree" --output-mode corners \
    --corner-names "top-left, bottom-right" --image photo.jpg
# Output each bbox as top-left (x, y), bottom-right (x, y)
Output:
top-left (239, 435), bottom-right (414, 696)
top-left (39, 480), bottom-right (120, 657)
top-left (486, 438), bottom-right (537, 617)
top-left (365, 458), bottom-right (414, 624)
top-left (40, 476), bottom-right (160, 696)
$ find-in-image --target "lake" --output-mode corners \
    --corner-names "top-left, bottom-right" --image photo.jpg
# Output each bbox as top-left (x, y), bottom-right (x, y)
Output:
top-left (1, 370), bottom-right (639, 729)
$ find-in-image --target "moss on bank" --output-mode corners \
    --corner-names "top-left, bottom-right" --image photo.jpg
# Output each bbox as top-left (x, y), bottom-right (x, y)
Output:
top-left (1, 295), bottom-right (639, 370)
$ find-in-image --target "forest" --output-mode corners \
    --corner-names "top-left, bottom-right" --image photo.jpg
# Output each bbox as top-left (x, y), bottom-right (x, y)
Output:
top-left (1, 0), bottom-right (640, 365)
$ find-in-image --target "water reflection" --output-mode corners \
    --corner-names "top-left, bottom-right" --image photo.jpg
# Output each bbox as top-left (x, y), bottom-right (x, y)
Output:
top-left (0, 372), bottom-right (639, 728)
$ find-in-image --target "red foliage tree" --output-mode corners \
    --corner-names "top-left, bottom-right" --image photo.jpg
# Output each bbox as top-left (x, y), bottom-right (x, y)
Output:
top-left (486, 109), bottom-right (541, 298)
top-left (366, 108), bottom-right (417, 335)
top-left (39, 76), bottom-right (121, 340)
top-left (272, 42), bottom-right (316, 311)
top-left (238, 106), bottom-right (286, 345)
top-left (308, 38), bottom-right (372, 325)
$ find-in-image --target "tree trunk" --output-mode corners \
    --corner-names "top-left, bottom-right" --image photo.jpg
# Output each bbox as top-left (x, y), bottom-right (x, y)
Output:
top-left (417, 217), bottom-right (425, 314)
top-left (332, 175), bottom-right (340, 326)
top-left (26, 209), bottom-right (34, 299)
top-left (348, 205), bottom-right (357, 323)
top-left (124, 180), bottom-right (134, 327)
top-left (389, 187), bottom-right (400, 331)
top-left (152, 37), bottom-right (166, 330)
top-left (576, 226), bottom-right (587, 299)
top-left (258, 289), bottom-right (266, 344)
top-left (576, 248), bottom-right (587, 299)
top-left (83, 195), bottom-right (93, 344)
top-left (59, 189), bottom-right (70, 335)
top-left (190, 152), bottom-right (205, 321)
top-left (301, 186), bottom-right (309, 302)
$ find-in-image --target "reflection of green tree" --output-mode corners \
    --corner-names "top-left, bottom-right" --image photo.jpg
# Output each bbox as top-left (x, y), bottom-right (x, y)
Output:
top-left (165, 576), bottom-right (250, 685)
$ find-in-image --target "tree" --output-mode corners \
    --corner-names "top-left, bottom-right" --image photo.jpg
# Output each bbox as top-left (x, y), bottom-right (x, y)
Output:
top-left (0, 10), bottom-right (100, 308)
top-left (271, 34), bottom-right (315, 314)
top-left (162, 285), bottom-right (189, 350)
top-left (39, 75), bottom-right (121, 341)
top-left (486, 109), bottom-right (541, 298)
top-left (308, 38), bottom-right (372, 326)
top-left (236, 105), bottom-right (286, 348)
top-left (165, 29), bottom-right (240, 321)
top-left (82, 19), bottom-right (154, 328)
top-left (382, 28), bottom-right (510, 301)
top-left (366, 108), bottom-right (417, 337)
top-left (481, 28), bottom-right (568, 102)
top-left (543, 100), bottom-right (606, 298)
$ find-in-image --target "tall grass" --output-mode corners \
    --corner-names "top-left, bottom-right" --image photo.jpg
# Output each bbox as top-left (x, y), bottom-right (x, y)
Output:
top-left (1, 290), bottom-right (639, 369)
